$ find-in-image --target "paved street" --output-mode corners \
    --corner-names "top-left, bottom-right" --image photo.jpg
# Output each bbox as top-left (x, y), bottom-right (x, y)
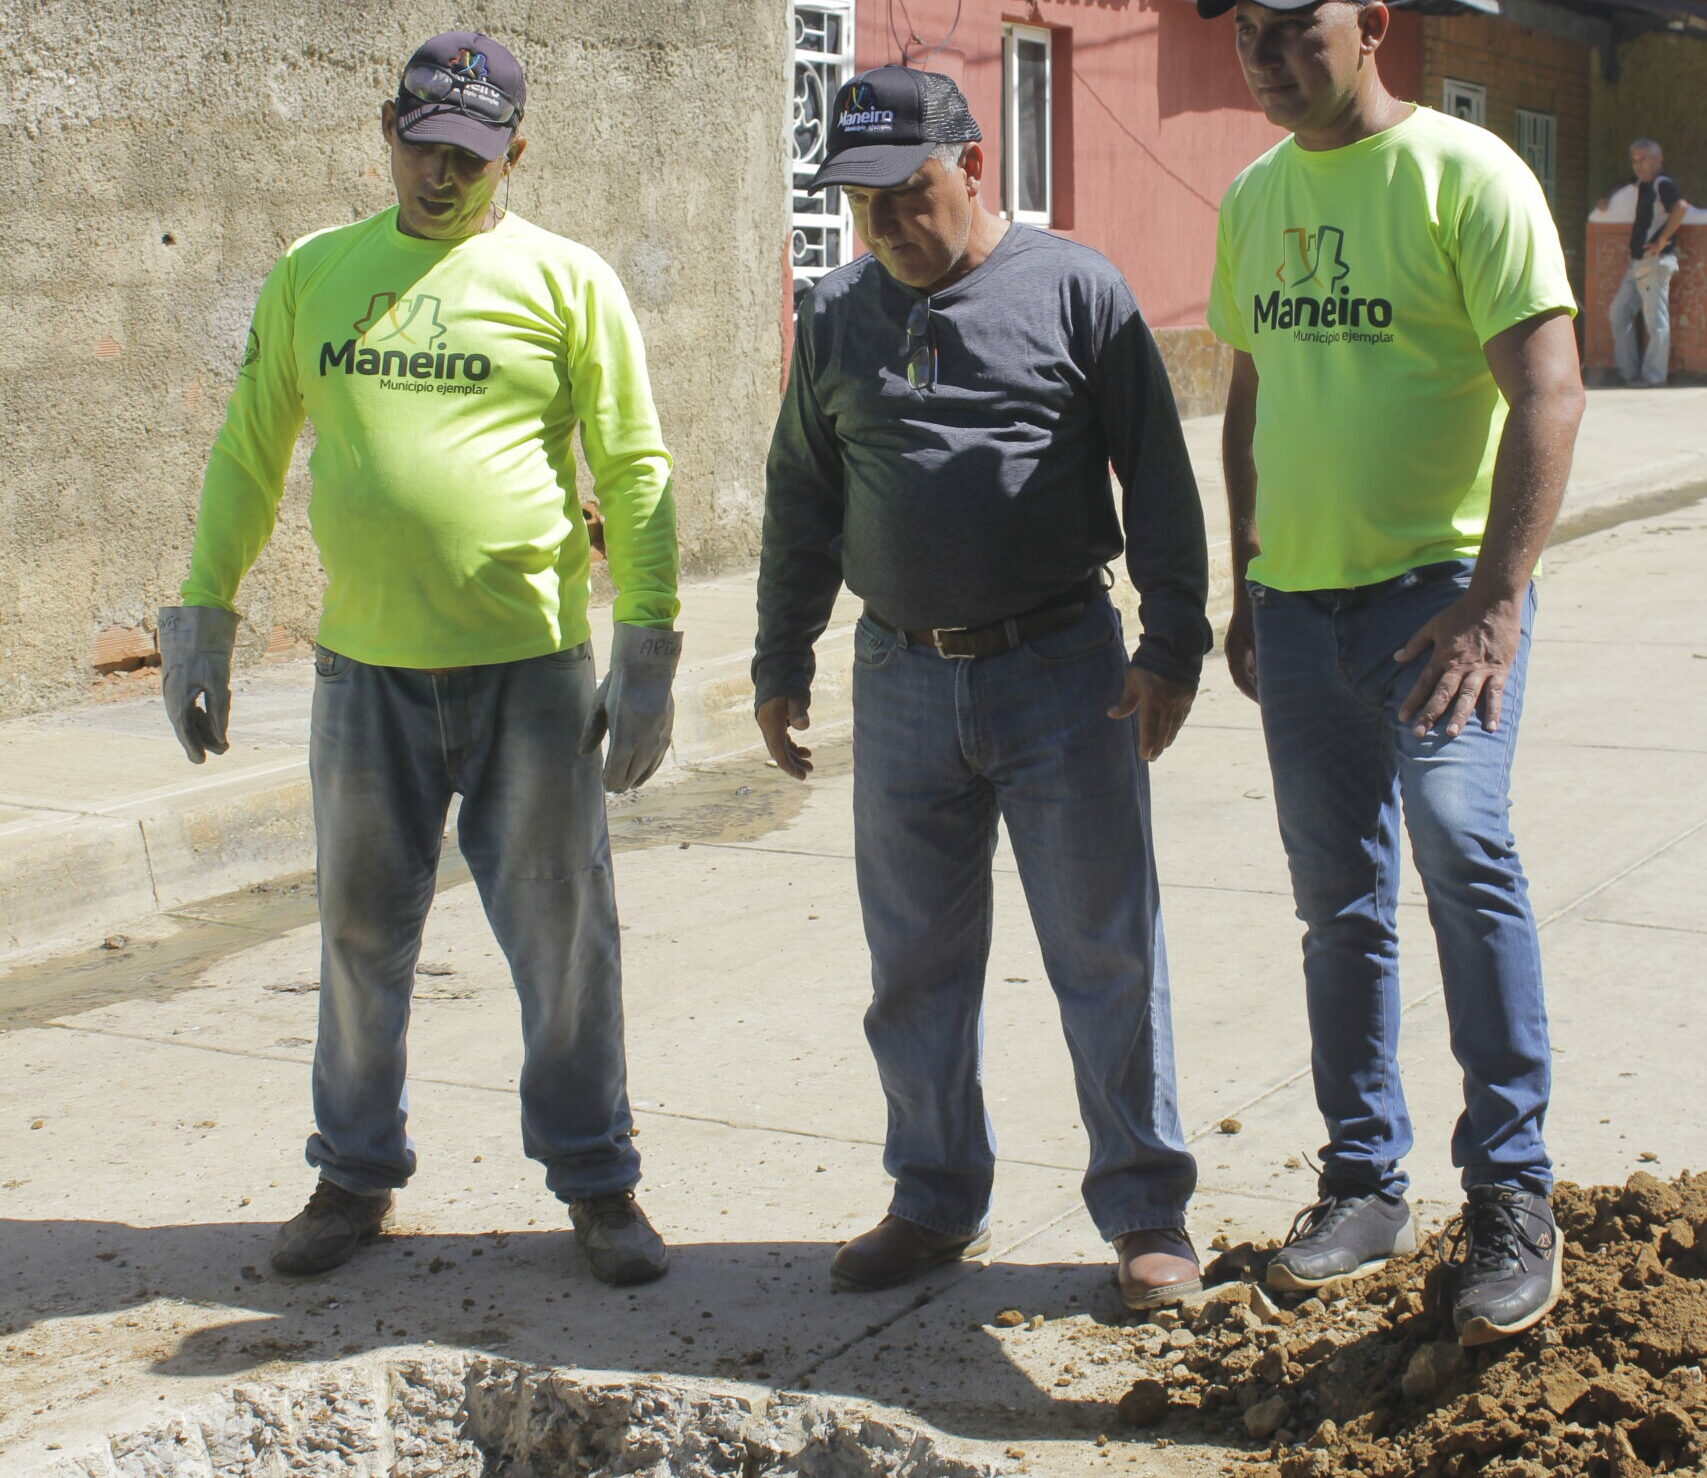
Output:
top-left (3, 494), bottom-right (1704, 1473)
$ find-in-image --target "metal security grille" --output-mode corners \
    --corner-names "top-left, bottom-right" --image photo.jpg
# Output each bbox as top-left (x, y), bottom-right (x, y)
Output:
top-left (1516, 108), bottom-right (1557, 206)
top-left (791, 2), bottom-right (857, 288)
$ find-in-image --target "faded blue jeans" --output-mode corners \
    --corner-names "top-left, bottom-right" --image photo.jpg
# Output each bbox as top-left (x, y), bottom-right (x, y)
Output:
top-left (305, 644), bottom-right (640, 1202)
top-left (1249, 561), bottom-right (1551, 1197)
top-left (1609, 255), bottom-right (1677, 387)
top-left (851, 594), bottom-right (1196, 1243)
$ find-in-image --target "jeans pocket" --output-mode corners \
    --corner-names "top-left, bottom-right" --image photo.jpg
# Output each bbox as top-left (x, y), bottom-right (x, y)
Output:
top-left (853, 616), bottom-right (899, 671)
top-left (1021, 602), bottom-right (1119, 664)
top-left (542, 643), bottom-right (592, 667)
top-left (314, 644), bottom-right (351, 680)
top-left (1245, 580), bottom-right (1272, 609)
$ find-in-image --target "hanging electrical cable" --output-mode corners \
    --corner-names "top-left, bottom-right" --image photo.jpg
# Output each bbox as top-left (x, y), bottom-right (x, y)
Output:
top-left (888, 0), bottom-right (963, 68)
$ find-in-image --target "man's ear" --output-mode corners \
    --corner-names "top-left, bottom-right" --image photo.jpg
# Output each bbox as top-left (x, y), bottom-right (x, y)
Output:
top-left (1358, 1), bottom-right (1391, 54)
top-left (960, 141), bottom-right (986, 196)
top-left (381, 99), bottom-right (397, 143)
top-left (505, 135), bottom-right (529, 170)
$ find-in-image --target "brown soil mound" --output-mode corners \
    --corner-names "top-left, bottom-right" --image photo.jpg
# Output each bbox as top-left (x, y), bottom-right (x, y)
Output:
top-left (1115, 1172), bottom-right (1707, 1477)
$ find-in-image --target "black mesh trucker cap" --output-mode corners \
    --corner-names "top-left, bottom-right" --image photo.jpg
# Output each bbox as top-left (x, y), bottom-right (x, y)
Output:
top-left (394, 31), bottom-right (526, 162)
top-left (1191, 0), bottom-right (1357, 17)
top-left (807, 66), bottom-right (982, 192)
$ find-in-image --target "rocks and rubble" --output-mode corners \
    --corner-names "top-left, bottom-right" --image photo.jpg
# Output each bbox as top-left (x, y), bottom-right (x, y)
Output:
top-left (31, 1353), bottom-right (1011, 1478)
top-left (1107, 1171), bottom-right (1707, 1477)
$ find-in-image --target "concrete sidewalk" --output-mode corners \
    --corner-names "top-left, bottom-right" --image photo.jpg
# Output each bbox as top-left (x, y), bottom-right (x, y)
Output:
top-left (2, 491), bottom-right (1703, 1475)
top-left (1, 385), bottom-right (1703, 961)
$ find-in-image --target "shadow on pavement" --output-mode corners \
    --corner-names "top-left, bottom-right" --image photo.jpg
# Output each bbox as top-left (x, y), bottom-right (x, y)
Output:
top-left (0, 1217), bottom-right (1221, 1449)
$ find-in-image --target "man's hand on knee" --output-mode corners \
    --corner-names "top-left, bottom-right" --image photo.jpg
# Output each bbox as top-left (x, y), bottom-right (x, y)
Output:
top-left (1395, 594), bottom-right (1522, 739)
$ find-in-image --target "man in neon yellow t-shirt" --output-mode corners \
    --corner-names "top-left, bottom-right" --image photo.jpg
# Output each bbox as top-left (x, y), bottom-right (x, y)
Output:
top-left (1196, 0), bottom-right (1584, 1344)
top-left (157, 32), bottom-right (679, 1286)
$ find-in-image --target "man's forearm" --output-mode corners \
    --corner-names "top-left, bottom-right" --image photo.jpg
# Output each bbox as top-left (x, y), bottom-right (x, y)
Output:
top-left (1473, 395), bottom-right (1580, 605)
top-left (1222, 353), bottom-right (1260, 585)
top-left (1474, 316), bottom-right (1584, 606)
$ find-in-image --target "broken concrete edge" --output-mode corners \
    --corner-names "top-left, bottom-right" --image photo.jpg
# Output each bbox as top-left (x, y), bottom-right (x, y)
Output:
top-left (21, 1349), bottom-right (1014, 1478)
top-left (5, 473), bottom-right (1702, 971)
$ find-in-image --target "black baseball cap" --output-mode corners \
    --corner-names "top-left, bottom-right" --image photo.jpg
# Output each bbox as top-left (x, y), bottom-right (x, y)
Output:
top-left (807, 66), bottom-right (982, 192)
top-left (394, 31), bottom-right (526, 162)
top-left (1192, 0), bottom-right (1369, 15)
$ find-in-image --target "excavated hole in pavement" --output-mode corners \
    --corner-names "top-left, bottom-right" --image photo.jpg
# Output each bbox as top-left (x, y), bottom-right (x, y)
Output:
top-left (40, 1352), bottom-right (1011, 1477)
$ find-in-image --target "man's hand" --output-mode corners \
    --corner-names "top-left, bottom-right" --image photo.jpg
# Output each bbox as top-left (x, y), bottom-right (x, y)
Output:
top-left (158, 605), bottom-right (240, 764)
top-left (1643, 239), bottom-right (1666, 258)
top-left (756, 695), bottom-right (813, 780)
top-left (578, 624), bottom-right (682, 792)
top-left (1395, 593), bottom-right (1523, 739)
top-left (1224, 597), bottom-right (1259, 703)
top-left (1108, 665), bottom-right (1196, 762)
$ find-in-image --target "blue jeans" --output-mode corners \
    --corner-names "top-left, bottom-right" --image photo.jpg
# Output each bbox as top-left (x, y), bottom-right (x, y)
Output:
top-left (1249, 561), bottom-right (1551, 1197)
top-left (305, 645), bottom-right (639, 1202)
top-left (851, 595), bottom-right (1196, 1242)
top-left (1609, 255), bottom-right (1677, 386)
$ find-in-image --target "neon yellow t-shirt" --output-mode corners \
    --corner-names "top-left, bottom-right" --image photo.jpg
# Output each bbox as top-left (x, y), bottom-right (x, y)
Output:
top-left (184, 208), bottom-right (678, 666)
top-left (1207, 107), bottom-right (1575, 592)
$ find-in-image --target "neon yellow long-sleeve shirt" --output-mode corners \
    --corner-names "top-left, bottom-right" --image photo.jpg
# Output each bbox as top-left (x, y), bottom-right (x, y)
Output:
top-left (183, 207), bottom-right (678, 666)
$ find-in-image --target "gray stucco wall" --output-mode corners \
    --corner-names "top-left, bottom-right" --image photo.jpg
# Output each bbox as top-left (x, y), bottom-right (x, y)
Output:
top-left (0, 2), bottom-right (790, 715)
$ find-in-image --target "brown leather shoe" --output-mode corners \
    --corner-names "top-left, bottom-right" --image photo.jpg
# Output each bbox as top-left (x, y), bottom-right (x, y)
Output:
top-left (831, 1214), bottom-right (993, 1292)
top-left (1115, 1227), bottom-right (1202, 1311)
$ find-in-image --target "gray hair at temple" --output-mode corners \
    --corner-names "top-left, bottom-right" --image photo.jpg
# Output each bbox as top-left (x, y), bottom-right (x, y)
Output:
top-left (1630, 138), bottom-right (1663, 157)
top-left (930, 142), bottom-right (969, 172)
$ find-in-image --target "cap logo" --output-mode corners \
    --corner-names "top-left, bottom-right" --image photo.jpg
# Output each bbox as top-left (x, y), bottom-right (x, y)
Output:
top-left (451, 48), bottom-right (489, 80)
top-left (838, 82), bottom-right (895, 134)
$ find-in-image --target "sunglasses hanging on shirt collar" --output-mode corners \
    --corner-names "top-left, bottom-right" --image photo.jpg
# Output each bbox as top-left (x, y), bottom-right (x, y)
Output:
top-left (905, 299), bottom-right (938, 392)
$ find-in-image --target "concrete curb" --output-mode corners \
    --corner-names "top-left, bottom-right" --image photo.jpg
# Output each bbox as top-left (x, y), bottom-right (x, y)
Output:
top-left (0, 758), bottom-right (315, 960)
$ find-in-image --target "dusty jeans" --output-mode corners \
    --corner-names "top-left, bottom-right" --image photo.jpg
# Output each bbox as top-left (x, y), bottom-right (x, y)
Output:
top-left (304, 645), bottom-right (640, 1202)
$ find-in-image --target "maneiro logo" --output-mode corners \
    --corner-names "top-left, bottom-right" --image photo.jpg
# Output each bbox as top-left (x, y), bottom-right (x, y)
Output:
top-left (1252, 226), bottom-right (1394, 343)
top-left (318, 291), bottom-right (492, 394)
top-left (838, 82), bottom-right (895, 133)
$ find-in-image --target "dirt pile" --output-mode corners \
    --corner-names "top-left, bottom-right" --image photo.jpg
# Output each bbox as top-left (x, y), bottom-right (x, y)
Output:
top-left (1112, 1172), bottom-right (1707, 1477)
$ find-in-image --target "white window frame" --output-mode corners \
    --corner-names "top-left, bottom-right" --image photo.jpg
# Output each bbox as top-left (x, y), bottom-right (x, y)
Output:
top-left (1515, 107), bottom-right (1557, 205)
top-left (790, 2), bottom-right (857, 288)
top-left (1441, 78), bottom-right (1487, 127)
top-left (1001, 23), bottom-right (1053, 226)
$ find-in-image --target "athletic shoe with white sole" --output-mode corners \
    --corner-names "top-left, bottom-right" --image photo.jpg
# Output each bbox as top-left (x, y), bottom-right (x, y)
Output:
top-left (1448, 1186), bottom-right (1562, 1346)
top-left (1267, 1181), bottom-right (1417, 1292)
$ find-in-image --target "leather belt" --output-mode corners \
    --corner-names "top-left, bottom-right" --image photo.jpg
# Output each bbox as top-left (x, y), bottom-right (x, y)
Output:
top-left (864, 578), bottom-right (1103, 659)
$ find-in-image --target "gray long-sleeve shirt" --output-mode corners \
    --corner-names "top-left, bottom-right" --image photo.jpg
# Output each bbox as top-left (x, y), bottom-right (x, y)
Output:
top-left (753, 223), bottom-right (1211, 709)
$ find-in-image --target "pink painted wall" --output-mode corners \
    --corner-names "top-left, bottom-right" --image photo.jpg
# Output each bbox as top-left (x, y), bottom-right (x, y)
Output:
top-left (853, 0), bottom-right (1423, 328)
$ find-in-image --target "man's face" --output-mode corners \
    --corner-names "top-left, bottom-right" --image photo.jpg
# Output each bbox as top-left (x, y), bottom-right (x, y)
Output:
top-left (382, 101), bottom-right (516, 240)
top-left (1630, 146), bottom-right (1663, 183)
top-left (1232, 0), bottom-right (1377, 135)
top-left (844, 151), bottom-right (977, 291)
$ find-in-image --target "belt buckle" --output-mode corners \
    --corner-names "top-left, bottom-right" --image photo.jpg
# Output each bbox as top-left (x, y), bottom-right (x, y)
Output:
top-left (929, 626), bottom-right (975, 659)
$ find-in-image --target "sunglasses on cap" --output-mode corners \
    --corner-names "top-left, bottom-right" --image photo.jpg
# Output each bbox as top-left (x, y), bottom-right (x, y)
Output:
top-left (401, 59), bottom-right (522, 127)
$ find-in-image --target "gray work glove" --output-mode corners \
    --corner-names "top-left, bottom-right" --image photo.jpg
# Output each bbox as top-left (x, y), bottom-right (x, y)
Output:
top-left (577, 623), bottom-right (683, 792)
top-left (157, 605), bottom-right (240, 764)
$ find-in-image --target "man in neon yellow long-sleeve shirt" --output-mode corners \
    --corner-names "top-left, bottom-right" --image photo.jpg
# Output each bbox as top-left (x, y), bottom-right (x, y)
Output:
top-left (159, 31), bottom-right (679, 1286)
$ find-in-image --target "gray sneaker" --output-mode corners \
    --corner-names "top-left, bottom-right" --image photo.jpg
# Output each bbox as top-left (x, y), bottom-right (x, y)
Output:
top-left (569, 1190), bottom-right (669, 1285)
top-left (1448, 1187), bottom-right (1562, 1346)
top-left (1267, 1181), bottom-right (1416, 1292)
top-left (270, 1178), bottom-right (392, 1276)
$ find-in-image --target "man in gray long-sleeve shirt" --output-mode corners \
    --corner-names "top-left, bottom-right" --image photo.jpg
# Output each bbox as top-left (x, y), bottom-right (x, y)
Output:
top-left (754, 66), bottom-right (1211, 1306)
